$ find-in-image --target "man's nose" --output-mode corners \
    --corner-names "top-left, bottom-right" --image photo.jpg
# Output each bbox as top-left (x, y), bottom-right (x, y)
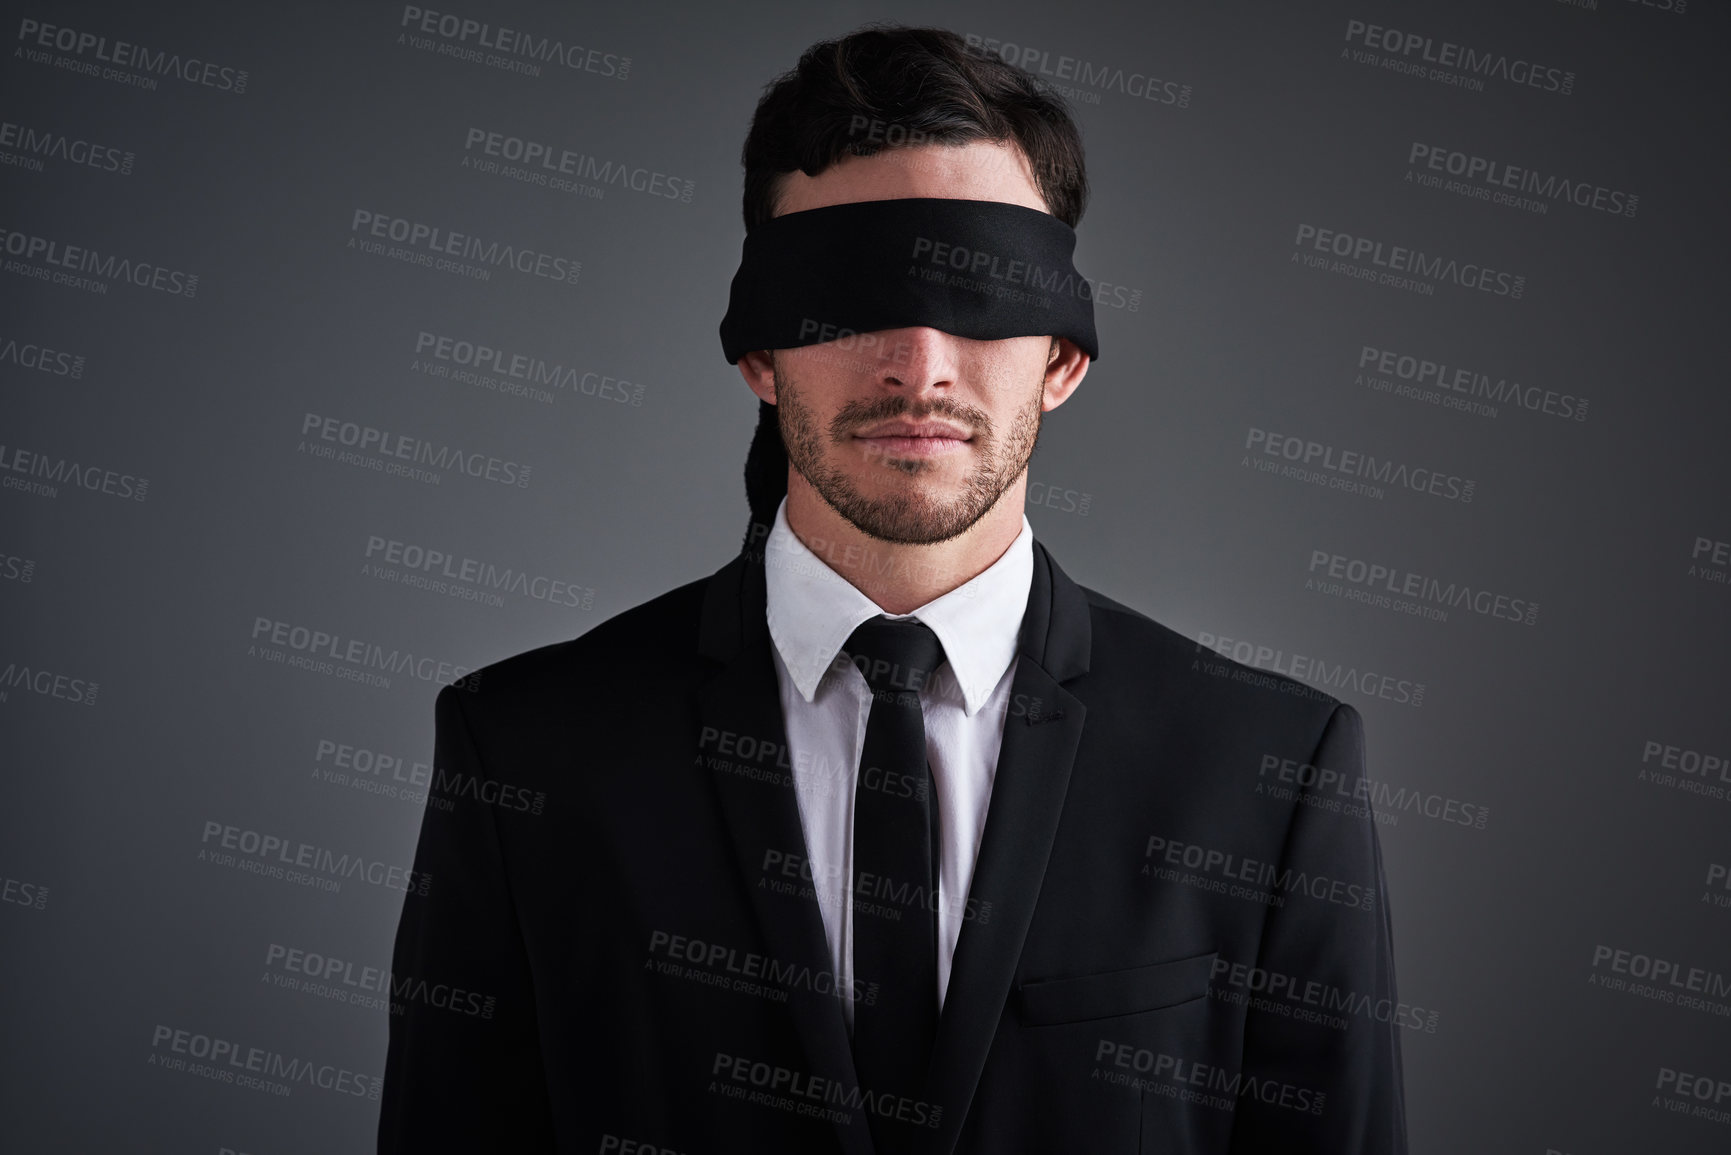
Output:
top-left (875, 326), bottom-right (959, 391)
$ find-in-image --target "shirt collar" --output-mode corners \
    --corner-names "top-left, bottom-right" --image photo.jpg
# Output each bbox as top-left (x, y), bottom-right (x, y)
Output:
top-left (763, 496), bottom-right (1034, 717)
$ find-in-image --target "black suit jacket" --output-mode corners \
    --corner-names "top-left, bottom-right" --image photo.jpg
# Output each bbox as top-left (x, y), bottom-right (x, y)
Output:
top-left (379, 540), bottom-right (1407, 1154)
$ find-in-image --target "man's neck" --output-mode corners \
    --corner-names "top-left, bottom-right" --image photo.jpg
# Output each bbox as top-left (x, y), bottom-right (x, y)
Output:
top-left (782, 470), bottom-right (1026, 615)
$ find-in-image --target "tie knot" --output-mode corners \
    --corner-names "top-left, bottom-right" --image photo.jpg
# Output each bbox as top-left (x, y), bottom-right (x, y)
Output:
top-left (842, 616), bottom-right (946, 698)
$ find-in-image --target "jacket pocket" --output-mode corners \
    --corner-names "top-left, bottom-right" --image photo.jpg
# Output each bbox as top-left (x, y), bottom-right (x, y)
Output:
top-left (1015, 949), bottom-right (1217, 1027)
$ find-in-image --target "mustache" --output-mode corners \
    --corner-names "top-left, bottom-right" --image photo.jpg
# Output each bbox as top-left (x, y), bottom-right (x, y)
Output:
top-left (828, 395), bottom-right (992, 440)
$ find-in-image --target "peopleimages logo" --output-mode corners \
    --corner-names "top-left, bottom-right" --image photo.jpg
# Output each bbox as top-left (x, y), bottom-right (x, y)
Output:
top-left (1357, 344), bottom-right (1588, 423)
top-left (1093, 1042), bottom-right (1326, 1115)
top-left (397, 6), bottom-right (630, 79)
top-left (0, 552), bottom-right (36, 585)
top-left (0, 227), bottom-right (197, 297)
top-left (199, 820), bottom-right (431, 896)
top-left (1306, 549), bottom-right (1539, 626)
top-left (961, 31), bottom-right (1190, 108)
top-left (15, 17), bottom-right (250, 93)
top-left (363, 534), bottom-right (595, 610)
top-left (1256, 755), bottom-right (1489, 832)
top-left (249, 615), bottom-right (476, 689)
top-left (1341, 18), bottom-right (1575, 95)
top-left (1691, 536), bottom-right (1730, 589)
top-left (711, 1052), bottom-right (943, 1128)
top-left (264, 942), bottom-right (499, 1018)
top-left (1194, 631), bottom-right (1426, 709)
top-left (348, 210), bottom-right (579, 286)
top-left (1243, 426), bottom-right (1476, 504)
top-left (148, 1024), bottom-right (380, 1099)
top-left (299, 412), bottom-right (531, 488)
top-left (0, 441), bottom-right (148, 502)
top-left (1590, 944), bottom-right (1731, 1006)
top-left (0, 118), bottom-right (134, 176)
top-left (0, 659), bottom-right (99, 706)
top-left (1143, 835), bottom-right (1377, 912)
top-left (908, 236), bottom-right (1142, 311)
top-left (0, 333), bottom-right (85, 377)
top-left (1, 873), bottom-right (48, 910)
top-left (1209, 957), bottom-right (1440, 1033)
top-left (647, 929), bottom-right (877, 1005)
top-left (1293, 224), bottom-right (1524, 299)
top-left (1407, 143), bottom-right (1636, 219)
top-left (412, 330), bottom-right (645, 407)
top-left (1654, 1067), bottom-right (1731, 1128)
top-left (462, 128), bottom-right (693, 203)
top-left (761, 848), bottom-right (994, 925)
top-left (1638, 738), bottom-right (1730, 803)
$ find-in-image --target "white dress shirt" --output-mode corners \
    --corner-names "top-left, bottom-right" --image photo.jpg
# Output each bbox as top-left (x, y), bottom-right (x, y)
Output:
top-left (762, 495), bottom-right (1034, 1025)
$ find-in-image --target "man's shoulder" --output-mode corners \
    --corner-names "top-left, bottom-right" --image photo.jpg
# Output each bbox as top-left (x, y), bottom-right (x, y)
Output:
top-left (1074, 580), bottom-right (1345, 717)
top-left (446, 568), bottom-right (716, 705)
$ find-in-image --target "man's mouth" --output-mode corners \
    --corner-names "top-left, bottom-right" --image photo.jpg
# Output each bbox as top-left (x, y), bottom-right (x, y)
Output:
top-left (853, 419), bottom-right (972, 456)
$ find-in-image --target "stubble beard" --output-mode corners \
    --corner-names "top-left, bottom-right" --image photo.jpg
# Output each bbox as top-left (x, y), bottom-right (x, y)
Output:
top-left (773, 361), bottom-right (1044, 545)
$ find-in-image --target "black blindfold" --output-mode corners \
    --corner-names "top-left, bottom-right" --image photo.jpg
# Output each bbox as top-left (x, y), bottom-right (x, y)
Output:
top-left (719, 197), bottom-right (1100, 365)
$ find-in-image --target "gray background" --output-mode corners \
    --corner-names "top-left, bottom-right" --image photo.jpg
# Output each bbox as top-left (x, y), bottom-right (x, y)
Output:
top-left (2, 0), bottom-right (1727, 1152)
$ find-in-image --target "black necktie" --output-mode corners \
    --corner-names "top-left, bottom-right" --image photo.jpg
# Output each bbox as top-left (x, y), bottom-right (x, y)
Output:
top-left (843, 614), bottom-right (946, 1141)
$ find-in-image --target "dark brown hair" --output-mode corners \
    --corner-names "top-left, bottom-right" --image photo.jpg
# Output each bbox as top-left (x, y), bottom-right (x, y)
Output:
top-left (741, 23), bottom-right (1089, 235)
top-left (737, 23), bottom-right (1090, 552)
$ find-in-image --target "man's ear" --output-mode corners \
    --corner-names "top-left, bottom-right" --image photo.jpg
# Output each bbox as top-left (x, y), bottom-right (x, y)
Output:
top-left (738, 349), bottom-right (777, 405)
top-left (1042, 337), bottom-right (1090, 412)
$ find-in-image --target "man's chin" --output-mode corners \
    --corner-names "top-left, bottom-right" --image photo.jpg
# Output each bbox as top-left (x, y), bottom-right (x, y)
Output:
top-left (845, 447), bottom-right (961, 477)
top-left (841, 515), bottom-right (969, 547)
top-left (824, 485), bottom-right (1002, 546)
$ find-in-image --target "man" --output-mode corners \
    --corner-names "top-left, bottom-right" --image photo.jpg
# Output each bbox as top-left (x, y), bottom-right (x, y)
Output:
top-left (380, 24), bottom-right (1407, 1155)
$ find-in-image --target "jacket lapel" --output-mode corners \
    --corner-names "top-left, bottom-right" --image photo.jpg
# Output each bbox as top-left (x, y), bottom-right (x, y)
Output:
top-left (697, 552), bottom-right (874, 1155)
top-left (916, 541), bottom-right (1092, 1155)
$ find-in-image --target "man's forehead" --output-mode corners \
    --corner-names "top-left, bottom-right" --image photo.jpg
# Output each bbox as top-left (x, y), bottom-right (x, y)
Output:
top-left (773, 140), bottom-right (1047, 218)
